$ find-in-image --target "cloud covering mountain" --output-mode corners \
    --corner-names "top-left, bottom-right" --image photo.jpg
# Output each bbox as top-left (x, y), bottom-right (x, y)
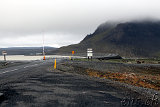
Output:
top-left (58, 21), bottom-right (160, 57)
top-left (0, 0), bottom-right (160, 47)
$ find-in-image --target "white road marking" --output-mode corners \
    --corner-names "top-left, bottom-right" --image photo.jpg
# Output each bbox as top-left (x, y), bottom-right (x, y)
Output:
top-left (1, 71), bottom-right (10, 74)
top-left (0, 63), bottom-right (40, 75)
top-left (0, 69), bottom-right (18, 75)
top-left (82, 91), bottom-right (87, 94)
top-left (99, 91), bottom-right (106, 93)
top-left (10, 69), bottom-right (18, 71)
top-left (24, 66), bottom-right (29, 68)
top-left (24, 64), bottom-right (38, 68)
top-left (104, 101), bottom-right (109, 104)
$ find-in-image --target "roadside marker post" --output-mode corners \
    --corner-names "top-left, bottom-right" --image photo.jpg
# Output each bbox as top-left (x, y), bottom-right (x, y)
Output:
top-left (71, 51), bottom-right (74, 60)
top-left (43, 56), bottom-right (46, 60)
top-left (72, 51), bottom-right (74, 55)
top-left (54, 59), bottom-right (56, 69)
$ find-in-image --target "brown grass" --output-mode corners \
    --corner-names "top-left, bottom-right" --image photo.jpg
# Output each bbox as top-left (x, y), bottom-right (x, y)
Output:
top-left (86, 69), bottom-right (160, 90)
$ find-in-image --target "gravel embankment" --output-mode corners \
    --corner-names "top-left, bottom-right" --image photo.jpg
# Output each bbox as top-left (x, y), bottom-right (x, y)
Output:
top-left (58, 60), bottom-right (160, 73)
top-left (57, 60), bottom-right (160, 104)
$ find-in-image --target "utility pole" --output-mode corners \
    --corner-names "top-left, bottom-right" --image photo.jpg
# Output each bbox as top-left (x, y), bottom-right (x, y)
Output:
top-left (42, 32), bottom-right (45, 60)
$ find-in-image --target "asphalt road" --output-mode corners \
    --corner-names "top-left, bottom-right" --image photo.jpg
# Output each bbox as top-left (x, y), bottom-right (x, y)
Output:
top-left (0, 59), bottom-right (156, 107)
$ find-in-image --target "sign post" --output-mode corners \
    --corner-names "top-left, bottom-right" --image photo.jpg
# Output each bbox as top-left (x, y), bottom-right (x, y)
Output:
top-left (71, 51), bottom-right (74, 60)
top-left (2, 51), bottom-right (7, 61)
top-left (87, 48), bottom-right (93, 60)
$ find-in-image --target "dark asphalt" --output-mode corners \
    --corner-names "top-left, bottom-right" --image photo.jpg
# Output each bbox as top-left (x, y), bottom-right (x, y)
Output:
top-left (0, 59), bottom-right (155, 107)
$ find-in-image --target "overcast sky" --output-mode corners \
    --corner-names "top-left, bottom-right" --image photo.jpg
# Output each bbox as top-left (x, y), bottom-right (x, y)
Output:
top-left (0, 0), bottom-right (160, 48)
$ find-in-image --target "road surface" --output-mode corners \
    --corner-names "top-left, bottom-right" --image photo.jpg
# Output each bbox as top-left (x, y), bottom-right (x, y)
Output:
top-left (0, 59), bottom-right (155, 107)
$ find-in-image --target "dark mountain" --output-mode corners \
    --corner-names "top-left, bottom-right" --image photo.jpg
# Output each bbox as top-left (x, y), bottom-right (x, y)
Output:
top-left (58, 21), bottom-right (160, 57)
top-left (0, 47), bottom-right (57, 55)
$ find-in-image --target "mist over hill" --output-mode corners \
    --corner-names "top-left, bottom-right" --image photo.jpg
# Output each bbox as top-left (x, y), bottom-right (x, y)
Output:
top-left (58, 21), bottom-right (160, 57)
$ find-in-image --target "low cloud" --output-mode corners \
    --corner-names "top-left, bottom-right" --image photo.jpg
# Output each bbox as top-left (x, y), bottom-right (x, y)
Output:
top-left (0, 0), bottom-right (160, 47)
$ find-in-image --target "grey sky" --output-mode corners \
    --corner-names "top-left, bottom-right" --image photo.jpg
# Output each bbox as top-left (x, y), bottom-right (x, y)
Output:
top-left (0, 0), bottom-right (160, 48)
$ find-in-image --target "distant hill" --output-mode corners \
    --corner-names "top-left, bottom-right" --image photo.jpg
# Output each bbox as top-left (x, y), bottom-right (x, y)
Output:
top-left (58, 21), bottom-right (160, 57)
top-left (0, 47), bottom-right (57, 55)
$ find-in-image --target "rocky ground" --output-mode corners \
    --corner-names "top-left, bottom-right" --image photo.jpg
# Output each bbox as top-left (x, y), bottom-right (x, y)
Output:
top-left (57, 59), bottom-right (160, 105)
top-left (0, 59), bottom-right (159, 107)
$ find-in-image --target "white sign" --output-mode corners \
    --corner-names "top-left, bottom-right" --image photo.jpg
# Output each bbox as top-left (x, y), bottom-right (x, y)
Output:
top-left (87, 48), bottom-right (92, 51)
top-left (87, 48), bottom-right (93, 57)
top-left (87, 53), bottom-right (93, 57)
top-left (87, 50), bottom-right (93, 53)
top-left (2, 51), bottom-right (7, 55)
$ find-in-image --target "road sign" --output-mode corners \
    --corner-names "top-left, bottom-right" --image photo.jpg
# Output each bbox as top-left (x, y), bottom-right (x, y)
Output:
top-left (2, 51), bottom-right (7, 55)
top-left (72, 51), bottom-right (75, 55)
top-left (87, 53), bottom-right (93, 57)
top-left (2, 51), bottom-right (7, 61)
top-left (87, 48), bottom-right (93, 60)
top-left (87, 48), bottom-right (93, 57)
